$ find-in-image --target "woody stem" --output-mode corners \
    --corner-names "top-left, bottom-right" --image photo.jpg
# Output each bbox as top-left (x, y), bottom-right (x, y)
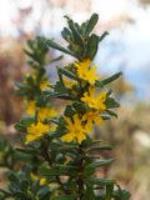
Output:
top-left (77, 145), bottom-right (84, 200)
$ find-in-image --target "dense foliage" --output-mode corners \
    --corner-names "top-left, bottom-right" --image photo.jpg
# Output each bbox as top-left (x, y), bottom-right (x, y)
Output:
top-left (0, 13), bottom-right (130, 200)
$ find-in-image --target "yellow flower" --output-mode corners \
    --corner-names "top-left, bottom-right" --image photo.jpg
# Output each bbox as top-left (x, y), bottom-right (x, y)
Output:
top-left (26, 101), bottom-right (57, 122)
top-left (61, 115), bottom-right (93, 144)
top-left (26, 122), bottom-right (50, 143)
top-left (63, 78), bottom-right (77, 89)
top-left (25, 73), bottom-right (50, 91)
top-left (39, 177), bottom-right (47, 186)
top-left (82, 111), bottom-right (103, 126)
top-left (40, 79), bottom-right (50, 91)
top-left (26, 100), bottom-right (36, 116)
top-left (31, 173), bottom-right (47, 186)
top-left (81, 87), bottom-right (106, 112)
top-left (38, 107), bottom-right (57, 121)
top-left (75, 58), bottom-right (99, 85)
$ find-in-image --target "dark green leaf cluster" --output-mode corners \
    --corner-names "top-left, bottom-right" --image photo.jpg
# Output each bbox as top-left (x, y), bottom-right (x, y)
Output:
top-left (16, 36), bottom-right (47, 100)
top-left (0, 168), bottom-right (51, 200)
top-left (16, 37), bottom-right (61, 101)
top-left (25, 37), bottom-right (49, 68)
top-left (37, 139), bottom-right (130, 200)
top-left (39, 14), bottom-right (108, 60)
top-left (0, 135), bottom-right (15, 169)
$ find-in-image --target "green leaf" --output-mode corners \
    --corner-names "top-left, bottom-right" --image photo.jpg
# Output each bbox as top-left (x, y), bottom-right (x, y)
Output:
top-left (15, 117), bottom-right (35, 132)
top-left (0, 136), bottom-right (7, 151)
top-left (0, 189), bottom-right (11, 198)
top-left (37, 187), bottom-right (51, 199)
top-left (58, 68), bottom-right (77, 80)
top-left (65, 16), bottom-right (83, 45)
top-left (84, 159), bottom-right (113, 177)
top-left (13, 151), bottom-right (33, 161)
top-left (61, 27), bottom-right (72, 42)
top-left (73, 101), bottom-right (87, 113)
top-left (85, 139), bottom-right (104, 147)
top-left (86, 144), bottom-right (113, 153)
top-left (44, 91), bottom-right (74, 100)
top-left (83, 184), bottom-right (95, 200)
top-left (39, 165), bottom-right (77, 177)
top-left (105, 97), bottom-right (120, 109)
top-left (106, 110), bottom-right (118, 118)
top-left (99, 31), bottom-right (109, 42)
top-left (84, 13), bottom-right (99, 36)
top-left (15, 147), bottom-right (37, 155)
top-left (50, 142), bottom-right (77, 152)
top-left (96, 72), bottom-right (122, 87)
top-left (24, 49), bottom-right (33, 58)
top-left (88, 158), bottom-right (114, 168)
top-left (49, 55), bottom-right (63, 64)
top-left (113, 189), bottom-right (131, 200)
top-left (86, 34), bottom-right (99, 59)
top-left (64, 105), bottom-right (75, 117)
top-left (47, 39), bottom-right (75, 57)
top-left (87, 177), bottom-right (114, 186)
top-left (105, 182), bottom-right (114, 200)
top-left (54, 81), bottom-right (67, 94)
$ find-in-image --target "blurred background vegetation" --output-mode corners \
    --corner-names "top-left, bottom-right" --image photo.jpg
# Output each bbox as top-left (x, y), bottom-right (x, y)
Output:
top-left (0, 0), bottom-right (150, 199)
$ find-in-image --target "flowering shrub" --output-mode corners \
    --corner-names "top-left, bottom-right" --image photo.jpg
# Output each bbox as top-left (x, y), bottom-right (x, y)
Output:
top-left (0, 14), bottom-right (130, 200)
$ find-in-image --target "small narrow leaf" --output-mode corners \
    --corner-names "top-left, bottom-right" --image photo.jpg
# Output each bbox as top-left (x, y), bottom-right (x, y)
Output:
top-left (86, 145), bottom-right (113, 153)
top-left (99, 31), bottom-right (109, 42)
top-left (64, 105), bottom-right (75, 117)
top-left (86, 34), bottom-right (99, 59)
top-left (58, 68), bottom-right (77, 80)
top-left (61, 27), bottom-right (72, 42)
top-left (96, 72), bottom-right (122, 87)
top-left (105, 97), bottom-right (120, 109)
top-left (84, 159), bottom-right (114, 177)
top-left (46, 39), bottom-right (75, 57)
top-left (85, 13), bottom-right (99, 36)
top-left (65, 16), bottom-right (83, 44)
top-left (88, 158), bottom-right (114, 168)
top-left (39, 165), bottom-right (77, 176)
top-left (106, 110), bottom-right (118, 118)
top-left (105, 182), bottom-right (114, 200)
top-left (49, 55), bottom-right (63, 64)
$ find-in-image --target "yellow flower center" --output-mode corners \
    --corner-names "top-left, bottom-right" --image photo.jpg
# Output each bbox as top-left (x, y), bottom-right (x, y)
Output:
top-left (81, 87), bottom-right (106, 112)
top-left (75, 58), bottom-right (99, 85)
top-left (61, 115), bottom-right (93, 144)
top-left (26, 100), bottom-right (57, 122)
top-left (26, 122), bottom-right (50, 143)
